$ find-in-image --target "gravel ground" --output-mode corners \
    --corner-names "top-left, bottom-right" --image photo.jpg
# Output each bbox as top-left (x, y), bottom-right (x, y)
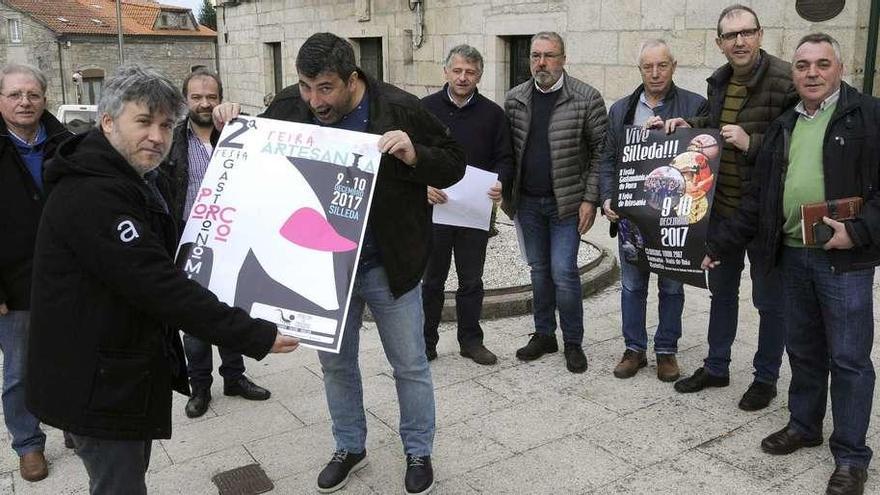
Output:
top-left (442, 219), bottom-right (602, 291)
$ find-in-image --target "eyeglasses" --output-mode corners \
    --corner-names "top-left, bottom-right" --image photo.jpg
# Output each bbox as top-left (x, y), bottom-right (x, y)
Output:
top-left (718, 28), bottom-right (760, 42)
top-left (640, 62), bottom-right (673, 73)
top-left (530, 52), bottom-right (562, 61)
top-left (1, 92), bottom-right (43, 103)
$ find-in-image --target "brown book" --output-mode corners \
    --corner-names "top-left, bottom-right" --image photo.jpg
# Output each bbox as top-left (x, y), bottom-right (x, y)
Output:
top-left (800, 197), bottom-right (863, 245)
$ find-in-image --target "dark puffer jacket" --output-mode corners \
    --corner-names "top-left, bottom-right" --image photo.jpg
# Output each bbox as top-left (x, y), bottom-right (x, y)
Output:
top-left (503, 72), bottom-right (608, 220)
top-left (689, 50), bottom-right (798, 190)
top-left (0, 112), bottom-right (71, 309)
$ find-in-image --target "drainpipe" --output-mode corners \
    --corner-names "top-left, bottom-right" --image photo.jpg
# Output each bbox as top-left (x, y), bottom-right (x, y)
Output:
top-left (864, 0), bottom-right (879, 95)
top-left (57, 40), bottom-right (67, 104)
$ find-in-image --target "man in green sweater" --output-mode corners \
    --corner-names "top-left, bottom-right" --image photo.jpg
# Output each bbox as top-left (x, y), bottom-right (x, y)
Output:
top-left (702, 32), bottom-right (880, 495)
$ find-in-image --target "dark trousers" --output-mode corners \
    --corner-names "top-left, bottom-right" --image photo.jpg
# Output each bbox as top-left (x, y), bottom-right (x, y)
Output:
top-left (70, 433), bottom-right (151, 495)
top-left (183, 333), bottom-right (245, 391)
top-left (422, 224), bottom-right (489, 350)
top-left (704, 243), bottom-right (785, 383)
top-left (782, 247), bottom-right (875, 468)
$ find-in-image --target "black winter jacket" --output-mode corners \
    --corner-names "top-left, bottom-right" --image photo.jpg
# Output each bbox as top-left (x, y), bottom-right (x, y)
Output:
top-left (0, 113), bottom-right (71, 309)
top-left (262, 73), bottom-right (465, 297)
top-left (689, 50), bottom-right (798, 190)
top-left (161, 121), bottom-right (220, 223)
top-left (27, 130), bottom-right (278, 440)
top-left (708, 82), bottom-right (880, 273)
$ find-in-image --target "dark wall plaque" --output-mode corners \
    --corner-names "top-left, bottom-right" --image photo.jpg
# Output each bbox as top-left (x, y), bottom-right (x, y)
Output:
top-left (796, 0), bottom-right (846, 22)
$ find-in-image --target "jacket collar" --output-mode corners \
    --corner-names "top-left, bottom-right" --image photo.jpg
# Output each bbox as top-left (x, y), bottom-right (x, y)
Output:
top-left (510, 70), bottom-right (572, 108)
top-left (622, 83), bottom-right (680, 124)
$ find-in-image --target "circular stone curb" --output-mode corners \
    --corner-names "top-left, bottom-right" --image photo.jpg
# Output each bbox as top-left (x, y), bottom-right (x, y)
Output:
top-left (438, 240), bottom-right (619, 321)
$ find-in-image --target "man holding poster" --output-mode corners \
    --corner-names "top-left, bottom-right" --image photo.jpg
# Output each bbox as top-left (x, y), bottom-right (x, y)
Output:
top-left (599, 39), bottom-right (708, 382)
top-left (662, 4), bottom-right (797, 411)
top-left (420, 44), bottom-right (513, 366)
top-left (215, 33), bottom-right (464, 494)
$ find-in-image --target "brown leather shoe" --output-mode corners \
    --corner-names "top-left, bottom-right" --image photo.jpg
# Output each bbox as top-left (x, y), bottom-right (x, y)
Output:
top-left (656, 354), bottom-right (680, 382)
top-left (613, 349), bottom-right (647, 378)
top-left (19, 451), bottom-right (48, 482)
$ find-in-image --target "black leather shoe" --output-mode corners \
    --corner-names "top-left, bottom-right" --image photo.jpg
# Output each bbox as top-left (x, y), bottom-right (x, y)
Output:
top-left (563, 344), bottom-right (588, 373)
top-left (224, 376), bottom-right (271, 401)
top-left (185, 389), bottom-right (211, 418)
top-left (63, 431), bottom-right (75, 449)
top-left (673, 367), bottom-right (729, 393)
top-left (761, 426), bottom-right (823, 455)
top-left (405, 455), bottom-right (434, 494)
top-left (460, 344), bottom-right (497, 365)
top-left (426, 346), bottom-right (438, 362)
top-left (515, 333), bottom-right (558, 361)
top-left (826, 465), bottom-right (867, 495)
top-left (738, 380), bottom-right (777, 411)
top-left (317, 450), bottom-right (368, 493)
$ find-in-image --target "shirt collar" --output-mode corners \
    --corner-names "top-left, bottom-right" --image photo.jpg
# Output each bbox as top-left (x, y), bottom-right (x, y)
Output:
top-left (638, 90), bottom-right (665, 108)
top-left (794, 87), bottom-right (841, 119)
top-left (446, 84), bottom-right (475, 108)
top-left (8, 123), bottom-right (46, 147)
top-left (534, 73), bottom-right (564, 94)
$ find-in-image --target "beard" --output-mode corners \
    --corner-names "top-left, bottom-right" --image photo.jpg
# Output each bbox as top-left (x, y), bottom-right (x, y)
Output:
top-left (533, 70), bottom-right (560, 88)
top-left (188, 109), bottom-right (214, 128)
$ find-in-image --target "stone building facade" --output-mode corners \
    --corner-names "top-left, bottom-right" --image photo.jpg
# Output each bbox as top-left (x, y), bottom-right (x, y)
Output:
top-left (216, 0), bottom-right (879, 115)
top-left (0, 0), bottom-right (217, 114)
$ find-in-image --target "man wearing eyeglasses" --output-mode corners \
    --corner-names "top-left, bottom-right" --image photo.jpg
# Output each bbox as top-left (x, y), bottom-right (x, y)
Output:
top-left (502, 31), bottom-right (608, 373)
top-left (663, 4), bottom-right (797, 411)
top-left (0, 63), bottom-right (72, 482)
top-left (599, 39), bottom-right (708, 383)
top-left (161, 69), bottom-right (273, 420)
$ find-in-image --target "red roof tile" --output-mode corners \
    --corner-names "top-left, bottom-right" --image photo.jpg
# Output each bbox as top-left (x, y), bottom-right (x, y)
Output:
top-left (2, 0), bottom-right (215, 37)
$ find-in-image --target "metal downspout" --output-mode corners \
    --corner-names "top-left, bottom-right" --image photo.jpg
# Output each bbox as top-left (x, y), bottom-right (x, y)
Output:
top-left (864, 0), bottom-right (880, 95)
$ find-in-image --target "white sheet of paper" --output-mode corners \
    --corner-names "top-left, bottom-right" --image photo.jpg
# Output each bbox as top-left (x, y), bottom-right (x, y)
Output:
top-left (432, 165), bottom-right (498, 231)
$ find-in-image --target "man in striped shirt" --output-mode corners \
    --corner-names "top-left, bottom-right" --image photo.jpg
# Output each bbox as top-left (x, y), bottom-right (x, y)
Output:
top-left (663, 4), bottom-right (797, 411)
top-left (162, 70), bottom-right (273, 419)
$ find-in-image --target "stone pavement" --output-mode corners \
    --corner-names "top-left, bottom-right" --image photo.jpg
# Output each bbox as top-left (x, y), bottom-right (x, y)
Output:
top-left (2, 216), bottom-right (880, 494)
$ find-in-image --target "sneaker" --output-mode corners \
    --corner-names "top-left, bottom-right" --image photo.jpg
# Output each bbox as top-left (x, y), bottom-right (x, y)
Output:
top-left (460, 344), bottom-right (498, 365)
top-left (613, 349), bottom-right (647, 378)
top-left (515, 333), bottom-right (558, 361)
top-left (563, 344), bottom-right (588, 373)
top-left (673, 367), bottom-right (729, 393)
top-left (656, 354), bottom-right (681, 382)
top-left (316, 450), bottom-right (368, 493)
top-left (738, 381), bottom-right (777, 411)
top-left (405, 455), bottom-right (434, 494)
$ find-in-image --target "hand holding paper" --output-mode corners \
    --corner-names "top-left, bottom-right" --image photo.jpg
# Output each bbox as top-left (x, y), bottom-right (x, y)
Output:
top-left (431, 165), bottom-right (498, 231)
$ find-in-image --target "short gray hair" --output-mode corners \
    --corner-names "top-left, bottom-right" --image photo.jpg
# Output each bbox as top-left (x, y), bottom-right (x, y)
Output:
top-left (531, 31), bottom-right (565, 56)
top-left (97, 65), bottom-right (185, 121)
top-left (636, 39), bottom-right (676, 65)
top-left (0, 63), bottom-right (47, 94)
top-left (795, 32), bottom-right (843, 64)
top-left (444, 44), bottom-right (484, 73)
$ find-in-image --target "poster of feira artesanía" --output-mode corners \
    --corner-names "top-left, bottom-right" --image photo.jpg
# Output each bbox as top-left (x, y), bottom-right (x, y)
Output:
top-left (175, 116), bottom-right (381, 353)
top-left (613, 126), bottom-right (721, 288)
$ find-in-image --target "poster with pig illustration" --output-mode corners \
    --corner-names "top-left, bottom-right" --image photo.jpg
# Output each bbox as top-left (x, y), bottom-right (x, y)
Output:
top-left (175, 116), bottom-right (380, 353)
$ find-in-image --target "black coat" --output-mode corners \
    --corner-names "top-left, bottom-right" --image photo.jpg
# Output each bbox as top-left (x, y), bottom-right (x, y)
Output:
top-left (708, 82), bottom-right (880, 273)
top-left (0, 112), bottom-right (71, 309)
top-left (27, 130), bottom-right (277, 440)
top-left (263, 73), bottom-right (466, 297)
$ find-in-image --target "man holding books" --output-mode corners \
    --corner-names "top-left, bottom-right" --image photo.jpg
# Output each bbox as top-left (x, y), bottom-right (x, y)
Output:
top-left (702, 33), bottom-right (880, 495)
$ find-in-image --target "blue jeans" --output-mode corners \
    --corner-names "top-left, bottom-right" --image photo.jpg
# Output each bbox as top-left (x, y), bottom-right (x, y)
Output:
top-left (182, 334), bottom-right (245, 391)
top-left (318, 266), bottom-right (435, 456)
top-left (703, 245), bottom-right (785, 382)
top-left (619, 239), bottom-right (684, 354)
top-left (0, 311), bottom-right (45, 456)
top-left (515, 195), bottom-right (584, 344)
top-left (782, 247), bottom-right (875, 468)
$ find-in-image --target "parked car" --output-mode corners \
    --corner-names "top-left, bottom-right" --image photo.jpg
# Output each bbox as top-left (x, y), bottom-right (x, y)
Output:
top-left (56, 104), bottom-right (97, 135)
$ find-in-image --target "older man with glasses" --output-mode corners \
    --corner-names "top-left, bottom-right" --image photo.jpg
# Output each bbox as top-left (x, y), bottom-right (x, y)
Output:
top-left (0, 63), bottom-right (72, 482)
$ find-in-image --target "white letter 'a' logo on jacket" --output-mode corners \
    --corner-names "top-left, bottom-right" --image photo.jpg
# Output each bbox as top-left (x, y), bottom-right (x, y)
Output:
top-left (117, 219), bottom-right (140, 243)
